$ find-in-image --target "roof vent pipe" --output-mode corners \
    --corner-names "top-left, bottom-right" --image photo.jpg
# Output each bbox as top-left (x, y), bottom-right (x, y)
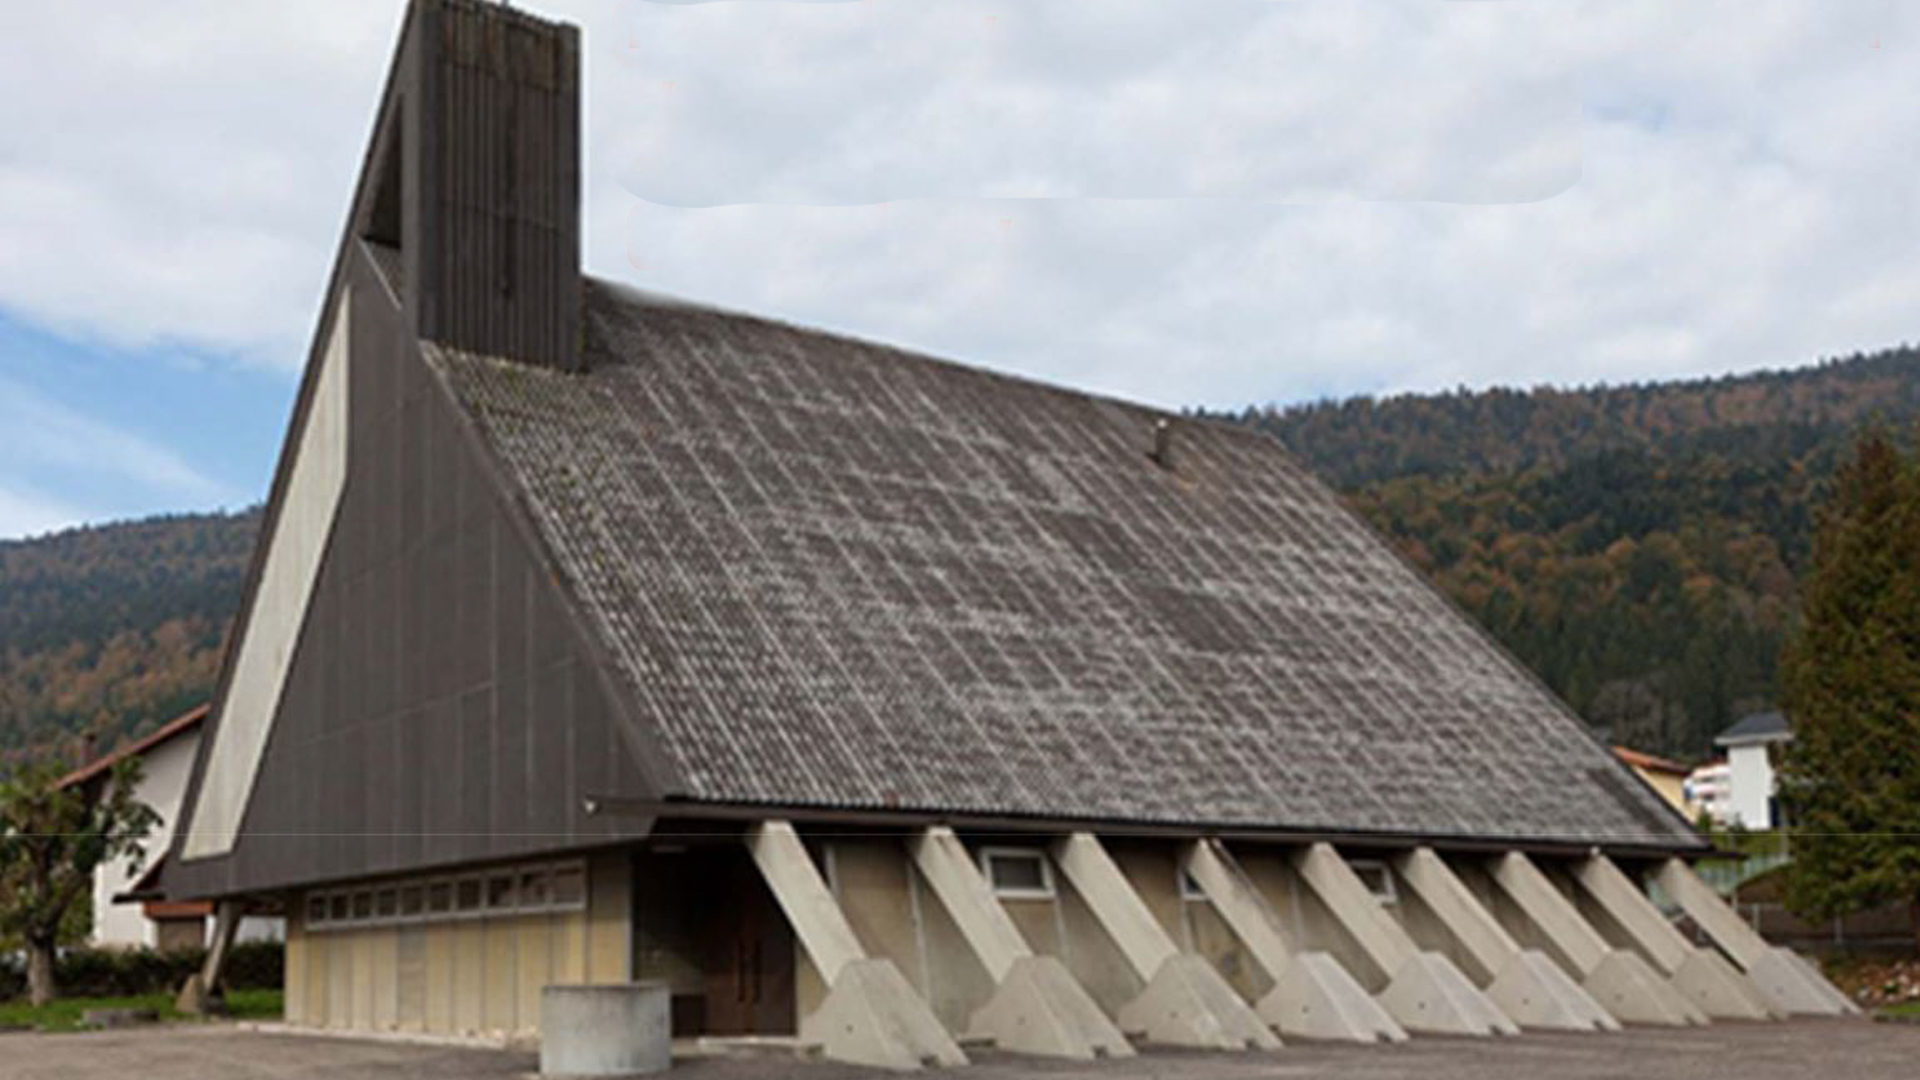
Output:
top-left (1150, 419), bottom-right (1175, 469)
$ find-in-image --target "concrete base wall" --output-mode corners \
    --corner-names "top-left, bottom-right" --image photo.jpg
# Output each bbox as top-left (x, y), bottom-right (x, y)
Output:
top-left (284, 850), bottom-right (630, 1041)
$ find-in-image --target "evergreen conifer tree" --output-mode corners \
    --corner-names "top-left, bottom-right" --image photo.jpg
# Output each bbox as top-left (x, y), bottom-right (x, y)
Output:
top-left (1779, 430), bottom-right (1920, 946)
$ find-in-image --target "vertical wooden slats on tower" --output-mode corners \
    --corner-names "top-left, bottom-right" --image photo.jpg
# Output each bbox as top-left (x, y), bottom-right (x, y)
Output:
top-left (418, 0), bottom-right (580, 371)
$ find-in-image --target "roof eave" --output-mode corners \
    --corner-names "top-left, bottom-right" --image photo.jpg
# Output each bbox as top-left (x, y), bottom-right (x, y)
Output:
top-left (1714, 733), bottom-right (1793, 749)
top-left (55, 704), bottom-right (210, 791)
top-left (585, 794), bottom-right (1711, 860)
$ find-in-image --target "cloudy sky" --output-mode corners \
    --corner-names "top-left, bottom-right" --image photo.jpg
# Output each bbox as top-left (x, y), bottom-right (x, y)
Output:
top-left (0, 0), bottom-right (1915, 539)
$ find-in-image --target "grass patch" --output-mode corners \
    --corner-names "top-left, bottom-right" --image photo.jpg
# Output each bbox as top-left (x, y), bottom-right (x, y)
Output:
top-left (1883, 1000), bottom-right (1920, 1018)
top-left (0, 988), bottom-right (281, 1033)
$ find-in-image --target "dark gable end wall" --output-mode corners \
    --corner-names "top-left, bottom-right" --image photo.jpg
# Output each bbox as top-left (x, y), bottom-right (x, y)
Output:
top-left (165, 246), bottom-right (661, 901)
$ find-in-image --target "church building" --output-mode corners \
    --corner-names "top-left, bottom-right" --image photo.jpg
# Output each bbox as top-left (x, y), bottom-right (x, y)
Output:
top-left (158, 1), bottom-right (1852, 1067)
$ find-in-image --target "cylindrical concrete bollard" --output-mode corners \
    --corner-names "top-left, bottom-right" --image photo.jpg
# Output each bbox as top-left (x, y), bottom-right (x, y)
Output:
top-left (541, 983), bottom-right (672, 1077)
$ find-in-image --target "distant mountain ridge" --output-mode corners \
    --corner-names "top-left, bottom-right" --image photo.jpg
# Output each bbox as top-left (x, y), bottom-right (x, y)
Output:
top-left (1239, 345), bottom-right (1920, 761)
top-left (0, 510), bottom-right (257, 764)
top-left (1250, 347), bottom-right (1920, 489)
top-left (2, 346), bottom-right (1917, 767)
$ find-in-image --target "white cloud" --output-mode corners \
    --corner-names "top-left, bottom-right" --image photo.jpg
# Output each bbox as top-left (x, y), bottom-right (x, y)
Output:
top-left (0, 1), bottom-right (399, 365)
top-left (0, 485), bottom-right (91, 542)
top-left (0, 0), bottom-right (1917, 414)
top-left (0, 376), bottom-right (238, 529)
top-left (604, 0), bottom-right (1579, 205)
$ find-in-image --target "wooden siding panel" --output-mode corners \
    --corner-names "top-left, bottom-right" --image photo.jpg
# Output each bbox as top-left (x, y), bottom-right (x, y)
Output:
top-left (398, 926), bottom-right (428, 1032)
top-left (517, 916), bottom-right (554, 1035)
top-left (483, 919), bottom-right (518, 1035)
top-left (587, 850), bottom-right (629, 985)
top-left (425, 922), bottom-right (456, 1034)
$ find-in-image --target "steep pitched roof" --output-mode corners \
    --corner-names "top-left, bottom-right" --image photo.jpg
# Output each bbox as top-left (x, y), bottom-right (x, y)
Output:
top-left (428, 280), bottom-right (1701, 850)
top-left (1612, 745), bottom-right (1691, 777)
top-left (1716, 711), bottom-right (1792, 747)
top-left (57, 704), bottom-right (209, 791)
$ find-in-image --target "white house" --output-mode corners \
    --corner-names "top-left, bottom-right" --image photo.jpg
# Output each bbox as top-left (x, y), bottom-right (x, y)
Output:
top-left (1711, 711), bottom-right (1793, 830)
top-left (1683, 760), bottom-right (1733, 826)
top-left (58, 705), bottom-right (282, 951)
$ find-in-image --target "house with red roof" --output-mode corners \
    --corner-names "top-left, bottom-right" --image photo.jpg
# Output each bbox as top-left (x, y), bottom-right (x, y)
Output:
top-left (59, 704), bottom-right (281, 951)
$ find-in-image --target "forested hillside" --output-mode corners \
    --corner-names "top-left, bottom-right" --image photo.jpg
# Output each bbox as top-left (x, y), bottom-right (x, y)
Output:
top-left (1243, 345), bottom-right (1920, 761)
top-left (0, 511), bottom-right (257, 765)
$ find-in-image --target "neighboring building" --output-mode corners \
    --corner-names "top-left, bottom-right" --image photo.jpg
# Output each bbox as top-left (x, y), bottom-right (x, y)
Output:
top-left (58, 705), bottom-right (282, 951)
top-left (1684, 760), bottom-right (1733, 827)
top-left (1728, 864), bottom-right (1915, 953)
top-left (1714, 712), bottom-right (1793, 830)
top-left (1611, 746), bottom-right (1692, 817)
top-left (155, 0), bottom-right (1847, 1058)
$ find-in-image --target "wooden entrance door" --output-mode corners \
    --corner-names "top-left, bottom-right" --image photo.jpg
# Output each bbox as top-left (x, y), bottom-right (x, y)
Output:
top-left (702, 853), bottom-right (797, 1036)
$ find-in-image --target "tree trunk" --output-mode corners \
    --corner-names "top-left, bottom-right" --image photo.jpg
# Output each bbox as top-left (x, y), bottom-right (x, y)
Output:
top-left (26, 938), bottom-right (57, 1008)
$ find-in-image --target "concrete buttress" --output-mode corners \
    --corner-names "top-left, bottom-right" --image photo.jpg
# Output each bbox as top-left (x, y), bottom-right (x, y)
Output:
top-left (908, 827), bottom-right (1135, 1059)
top-left (748, 821), bottom-right (968, 1070)
top-left (1050, 833), bottom-right (1280, 1051)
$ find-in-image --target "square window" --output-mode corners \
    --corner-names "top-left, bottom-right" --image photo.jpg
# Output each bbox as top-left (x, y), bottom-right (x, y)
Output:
top-left (486, 873), bottom-right (518, 911)
top-left (351, 891), bottom-right (374, 920)
top-left (375, 889), bottom-right (400, 919)
top-left (1349, 860), bottom-right (1398, 906)
top-left (455, 878), bottom-right (484, 913)
top-left (520, 869), bottom-right (552, 909)
top-left (981, 848), bottom-right (1054, 899)
top-left (307, 895), bottom-right (329, 926)
top-left (551, 865), bottom-right (586, 908)
top-left (428, 880), bottom-right (456, 914)
top-left (399, 885), bottom-right (426, 918)
top-left (329, 894), bottom-right (351, 922)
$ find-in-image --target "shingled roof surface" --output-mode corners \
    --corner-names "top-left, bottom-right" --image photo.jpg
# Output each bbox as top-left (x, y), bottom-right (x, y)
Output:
top-left (428, 280), bottom-right (1700, 849)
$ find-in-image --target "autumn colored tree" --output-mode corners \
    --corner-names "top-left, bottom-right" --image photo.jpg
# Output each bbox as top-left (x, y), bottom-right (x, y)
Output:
top-left (0, 758), bottom-right (159, 1005)
top-left (1778, 430), bottom-right (1920, 946)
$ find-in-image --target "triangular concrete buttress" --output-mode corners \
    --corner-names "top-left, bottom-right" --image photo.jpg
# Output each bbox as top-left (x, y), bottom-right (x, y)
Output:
top-left (1117, 954), bottom-right (1283, 1051)
top-left (1487, 950), bottom-right (1620, 1032)
top-left (1378, 952), bottom-right (1520, 1037)
top-left (1743, 948), bottom-right (1857, 1017)
top-left (752, 823), bottom-right (967, 1071)
top-left (1582, 950), bottom-right (1708, 1027)
top-left (1778, 948), bottom-right (1861, 1015)
top-left (968, 956), bottom-right (1136, 1060)
top-left (1671, 948), bottom-right (1782, 1021)
top-left (803, 959), bottom-right (970, 1071)
top-left (1257, 951), bottom-right (1409, 1043)
top-left (1653, 859), bottom-right (1855, 1017)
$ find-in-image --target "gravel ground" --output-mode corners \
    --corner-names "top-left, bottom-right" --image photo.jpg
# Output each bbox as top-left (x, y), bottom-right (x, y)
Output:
top-left (5, 1018), bottom-right (1915, 1080)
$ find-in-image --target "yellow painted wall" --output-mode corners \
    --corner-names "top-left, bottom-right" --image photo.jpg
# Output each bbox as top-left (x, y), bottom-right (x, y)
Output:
top-left (282, 852), bottom-right (630, 1040)
top-left (1630, 767), bottom-right (1690, 816)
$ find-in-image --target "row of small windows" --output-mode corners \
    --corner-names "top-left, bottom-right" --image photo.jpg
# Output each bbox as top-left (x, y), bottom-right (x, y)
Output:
top-left (977, 846), bottom-right (1398, 908)
top-left (304, 861), bottom-right (587, 932)
top-left (821, 844), bottom-right (1065, 902)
